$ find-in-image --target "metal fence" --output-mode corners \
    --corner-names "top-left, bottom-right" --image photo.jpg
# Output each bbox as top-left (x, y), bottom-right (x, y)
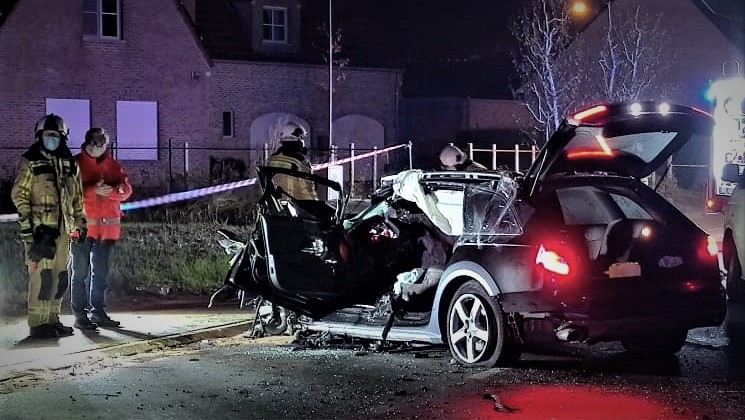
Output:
top-left (465, 142), bottom-right (538, 173)
top-left (0, 140), bottom-right (714, 219)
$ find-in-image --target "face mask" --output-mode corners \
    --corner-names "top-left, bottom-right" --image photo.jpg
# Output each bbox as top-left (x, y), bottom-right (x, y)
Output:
top-left (42, 135), bottom-right (60, 151)
top-left (86, 144), bottom-right (106, 158)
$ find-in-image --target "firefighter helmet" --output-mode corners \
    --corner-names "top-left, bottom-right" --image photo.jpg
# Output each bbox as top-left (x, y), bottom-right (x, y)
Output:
top-left (34, 114), bottom-right (69, 139)
top-left (278, 122), bottom-right (307, 145)
top-left (439, 144), bottom-right (466, 169)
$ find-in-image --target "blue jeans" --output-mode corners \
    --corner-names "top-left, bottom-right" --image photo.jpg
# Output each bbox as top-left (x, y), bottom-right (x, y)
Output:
top-left (69, 239), bottom-right (115, 317)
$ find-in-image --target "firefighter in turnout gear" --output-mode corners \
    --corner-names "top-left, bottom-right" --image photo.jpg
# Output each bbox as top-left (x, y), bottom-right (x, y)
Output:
top-left (11, 114), bottom-right (86, 339)
top-left (265, 122), bottom-right (318, 200)
top-left (438, 144), bottom-right (488, 171)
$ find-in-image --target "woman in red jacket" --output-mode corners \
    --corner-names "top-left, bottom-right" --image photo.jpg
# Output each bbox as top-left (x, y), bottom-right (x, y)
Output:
top-left (69, 127), bottom-right (132, 329)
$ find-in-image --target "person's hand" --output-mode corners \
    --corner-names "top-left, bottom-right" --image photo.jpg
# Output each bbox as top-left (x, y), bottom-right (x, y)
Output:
top-left (70, 226), bottom-right (87, 243)
top-left (94, 179), bottom-right (113, 197)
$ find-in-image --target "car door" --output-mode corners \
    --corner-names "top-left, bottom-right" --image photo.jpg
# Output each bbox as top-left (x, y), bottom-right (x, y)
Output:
top-left (241, 166), bottom-right (350, 318)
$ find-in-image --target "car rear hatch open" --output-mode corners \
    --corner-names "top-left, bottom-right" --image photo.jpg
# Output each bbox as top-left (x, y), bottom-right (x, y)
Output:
top-left (523, 102), bottom-right (715, 195)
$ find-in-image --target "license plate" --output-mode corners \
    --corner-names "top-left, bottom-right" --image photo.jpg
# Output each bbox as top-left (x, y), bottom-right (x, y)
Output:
top-left (607, 262), bottom-right (641, 278)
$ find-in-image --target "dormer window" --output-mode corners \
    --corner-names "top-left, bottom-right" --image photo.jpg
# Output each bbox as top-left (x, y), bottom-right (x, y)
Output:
top-left (83, 0), bottom-right (121, 39)
top-left (262, 6), bottom-right (287, 43)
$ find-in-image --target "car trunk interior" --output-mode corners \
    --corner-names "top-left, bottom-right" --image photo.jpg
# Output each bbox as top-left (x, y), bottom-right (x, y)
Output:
top-left (550, 184), bottom-right (706, 280)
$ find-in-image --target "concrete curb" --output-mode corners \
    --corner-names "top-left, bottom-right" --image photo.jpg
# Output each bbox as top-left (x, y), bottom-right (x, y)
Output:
top-left (99, 319), bottom-right (254, 357)
top-left (0, 319), bottom-right (254, 383)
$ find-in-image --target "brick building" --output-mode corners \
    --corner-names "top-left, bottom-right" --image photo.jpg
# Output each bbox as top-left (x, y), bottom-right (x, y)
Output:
top-left (0, 0), bottom-right (402, 200)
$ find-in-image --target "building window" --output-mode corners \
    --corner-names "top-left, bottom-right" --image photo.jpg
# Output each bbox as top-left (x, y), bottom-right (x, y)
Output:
top-left (262, 6), bottom-right (287, 43)
top-left (117, 101), bottom-right (158, 160)
top-left (83, 0), bottom-right (121, 39)
top-left (222, 112), bottom-right (234, 137)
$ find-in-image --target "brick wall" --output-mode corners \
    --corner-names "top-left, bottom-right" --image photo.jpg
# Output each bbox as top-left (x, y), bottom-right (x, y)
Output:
top-left (0, 1), bottom-right (402, 198)
top-left (205, 60), bottom-right (402, 178)
top-left (0, 0), bottom-right (211, 193)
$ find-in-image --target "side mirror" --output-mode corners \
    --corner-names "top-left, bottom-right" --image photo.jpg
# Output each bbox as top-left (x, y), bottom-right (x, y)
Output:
top-left (721, 163), bottom-right (743, 184)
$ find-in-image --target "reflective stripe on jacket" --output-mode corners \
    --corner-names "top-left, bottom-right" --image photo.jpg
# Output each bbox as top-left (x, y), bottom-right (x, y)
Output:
top-left (265, 153), bottom-right (318, 200)
top-left (11, 143), bottom-right (86, 241)
top-left (76, 150), bottom-right (132, 241)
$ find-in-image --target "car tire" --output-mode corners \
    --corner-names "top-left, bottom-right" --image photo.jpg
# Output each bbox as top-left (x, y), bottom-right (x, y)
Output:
top-left (257, 301), bottom-right (289, 335)
top-left (620, 330), bottom-right (687, 356)
top-left (726, 250), bottom-right (745, 303)
top-left (446, 280), bottom-right (520, 367)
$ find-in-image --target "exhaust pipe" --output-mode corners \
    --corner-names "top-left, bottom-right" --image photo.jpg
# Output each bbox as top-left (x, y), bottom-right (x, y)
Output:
top-left (555, 326), bottom-right (588, 342)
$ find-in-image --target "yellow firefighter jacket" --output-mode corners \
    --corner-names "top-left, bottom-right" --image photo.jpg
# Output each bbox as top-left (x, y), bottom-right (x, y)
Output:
top-left (11, 143), bottom-right (86, 242)
top-left (265, 153), bottom-right (318, 200)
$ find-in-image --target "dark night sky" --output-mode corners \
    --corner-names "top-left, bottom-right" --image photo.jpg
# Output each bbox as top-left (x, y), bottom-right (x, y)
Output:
top-left (333, 0), bottom-right (597, 99)
top-left (383, 0), bottom-right (530, 99)
top-left (337, 0), bottom-right (743, 100)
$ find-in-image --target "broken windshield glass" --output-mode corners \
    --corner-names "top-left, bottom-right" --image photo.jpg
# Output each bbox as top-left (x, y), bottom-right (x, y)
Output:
top-left (458, 176), bottom-right (523, 246)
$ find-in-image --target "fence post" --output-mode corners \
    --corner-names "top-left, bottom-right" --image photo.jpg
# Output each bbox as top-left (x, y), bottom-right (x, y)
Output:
top-left (263, 142), bottom-right (270, 164)
top-left (184, 141), bottom-right (189, 181)
top-left (373, 146), bottom-right (378, 191)
top-left (492, 144), bottom-right (497, 170)
top-left (168, 138), bottom-right (173, 192)
top-left (408, 141), bottom-right (413, 169)
top-left (514, 144), bottom-right (520, 172)
top-left (350, 142), bottom-right (355, 198)
top-left (468, 142), bottom-right (474, 161)
top-left (531, 145), bottom-right (537, 163)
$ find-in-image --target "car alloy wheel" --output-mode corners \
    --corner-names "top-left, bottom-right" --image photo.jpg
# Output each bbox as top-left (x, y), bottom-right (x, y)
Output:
top-left (446, 280), bottom-right (519, 367)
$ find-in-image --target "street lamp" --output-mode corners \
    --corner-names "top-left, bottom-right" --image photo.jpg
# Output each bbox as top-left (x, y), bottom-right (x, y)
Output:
top-left (571, 0), bottom-right (589, 17)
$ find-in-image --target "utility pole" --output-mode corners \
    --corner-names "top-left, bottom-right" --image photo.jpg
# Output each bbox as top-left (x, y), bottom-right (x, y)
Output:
top-left (328, 0), bottom-right (334, 160)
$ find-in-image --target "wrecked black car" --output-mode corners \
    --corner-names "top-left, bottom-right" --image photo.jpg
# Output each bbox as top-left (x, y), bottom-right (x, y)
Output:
top-left (218, 102), bottom-right (726, 367)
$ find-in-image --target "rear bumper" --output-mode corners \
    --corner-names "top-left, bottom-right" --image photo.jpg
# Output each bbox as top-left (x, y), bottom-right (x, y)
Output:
top-left (565, 305), bottom-right (726, 342)
top-left (505, 283), bottom-right (727, 342)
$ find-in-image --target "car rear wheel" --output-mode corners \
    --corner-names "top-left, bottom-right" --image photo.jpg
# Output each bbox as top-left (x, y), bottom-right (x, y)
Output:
top-left (620, 330), bottom-right (687, 356)
top-left (446, 280), bottom-right (520, 367)
top-left (726, 249), bottom-right (745, 302)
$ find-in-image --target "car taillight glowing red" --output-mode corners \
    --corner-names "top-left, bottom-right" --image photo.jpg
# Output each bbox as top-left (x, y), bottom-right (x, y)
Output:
top-left (570, 105), bottom-right (608, 124)
top-left (536, 244), bottom-right (571, 275)
top-left (706, 236), bottom-right (718, 257)
top-left (698, 236), bottom-right (718, 259)
top-left (566, 150), bottom-right (616, 160)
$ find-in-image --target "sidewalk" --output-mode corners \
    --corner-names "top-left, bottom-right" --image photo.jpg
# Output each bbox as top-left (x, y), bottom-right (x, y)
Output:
top-left (0, 301), bottom-right (253, 382)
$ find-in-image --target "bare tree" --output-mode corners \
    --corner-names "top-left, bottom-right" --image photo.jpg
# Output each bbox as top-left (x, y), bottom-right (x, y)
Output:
top-left (598, 2), bottom-right (666, 101)
top-left (314, 24), bottom-right (350, 84)
top-left (511, 0), bottom-right (579, 146)
top-left (512, 1), bottom-right (670, 145)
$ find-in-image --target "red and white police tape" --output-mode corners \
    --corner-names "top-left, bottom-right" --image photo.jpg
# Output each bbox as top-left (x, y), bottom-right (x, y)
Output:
top-left (0, 142), bottom-right (411, 220)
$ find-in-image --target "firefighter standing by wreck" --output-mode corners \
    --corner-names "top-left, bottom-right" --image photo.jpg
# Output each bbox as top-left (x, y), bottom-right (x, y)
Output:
top-left (11, 114), bottom-right (87, 339)
top-left (438, 144), bottom-right (488, 171)
top-left (265, 122), bottom-right (318, 200)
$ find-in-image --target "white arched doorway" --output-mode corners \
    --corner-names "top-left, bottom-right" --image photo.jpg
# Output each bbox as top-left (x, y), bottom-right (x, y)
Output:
top-left (249, 113), bottom-right (311, 163)
top-left (333, 115), bottom-right (385, 189)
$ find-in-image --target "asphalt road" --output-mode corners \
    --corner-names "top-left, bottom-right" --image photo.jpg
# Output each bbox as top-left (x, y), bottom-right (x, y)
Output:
top-left (2, 302), bottom-right (745, 420)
